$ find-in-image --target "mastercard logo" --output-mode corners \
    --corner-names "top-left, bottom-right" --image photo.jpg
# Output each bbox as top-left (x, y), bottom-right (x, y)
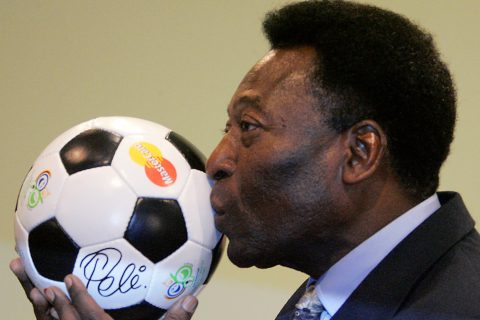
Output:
top-left (129, 142), bottom-right (177, 187)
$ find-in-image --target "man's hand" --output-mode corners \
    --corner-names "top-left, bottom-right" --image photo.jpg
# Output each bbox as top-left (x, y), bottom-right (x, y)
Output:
top-left (10, 257), bottom-right (54, 320)
top-left (42, 275), bottom-right (113, 320)
top-left (10, 257), bottom-right (198, 320)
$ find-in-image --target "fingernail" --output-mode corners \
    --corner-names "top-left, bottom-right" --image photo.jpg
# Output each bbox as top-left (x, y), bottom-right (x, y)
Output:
top-left (181, 296), bottom-right (198, 313)
top-left (50, 308), bottom-right (60, 319)
top-left (44, 288), bottom-right (55, 303)
top-left (9, 259), bottom-right (20, 273)
top-left (64, 275), bottom-right (73, 289)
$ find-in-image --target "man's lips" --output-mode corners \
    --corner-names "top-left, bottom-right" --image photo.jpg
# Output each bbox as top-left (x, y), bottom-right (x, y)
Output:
top-left (210, 189), bottom-right (226, 216)
top-left (211, 205), bottom-right (228, 235)
top-left (214, 213), bottom-right (223, 228)
top-left (210, 187), bottom-right (228, 232)
top-left (213, 206), bottom-right (226, 231)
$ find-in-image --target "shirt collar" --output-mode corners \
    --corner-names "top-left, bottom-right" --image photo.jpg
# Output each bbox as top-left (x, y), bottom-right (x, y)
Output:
top-left (314, 193), bottom-right (441, 316)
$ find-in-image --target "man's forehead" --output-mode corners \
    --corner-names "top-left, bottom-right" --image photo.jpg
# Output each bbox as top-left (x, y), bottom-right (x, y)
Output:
top-left (242, 47), bottom-right (317, 86)
top-left (227, 48), bottom-right (319, 118)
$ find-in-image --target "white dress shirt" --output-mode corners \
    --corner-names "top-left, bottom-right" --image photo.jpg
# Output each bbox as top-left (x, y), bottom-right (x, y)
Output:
top-left (314, 193), bottom-right (441, 316)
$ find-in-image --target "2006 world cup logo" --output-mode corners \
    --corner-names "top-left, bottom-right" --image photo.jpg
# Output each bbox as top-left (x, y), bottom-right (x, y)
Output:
top-left (27, 170), bottom-right (51, 209)
top-left (165, 264), bottom-right (194, 299)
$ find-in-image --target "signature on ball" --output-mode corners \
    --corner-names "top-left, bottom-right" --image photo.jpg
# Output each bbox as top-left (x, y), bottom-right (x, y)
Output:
top-left (79, 247), bottom-right (147, 297)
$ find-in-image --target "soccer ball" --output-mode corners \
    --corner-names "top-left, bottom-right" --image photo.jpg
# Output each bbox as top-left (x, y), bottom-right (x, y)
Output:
top-left (14, 116), bottom-right (224, 320)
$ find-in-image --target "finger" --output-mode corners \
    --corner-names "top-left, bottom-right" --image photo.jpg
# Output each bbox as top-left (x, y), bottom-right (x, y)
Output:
top-left (10, 258), bottom-right (53, 320)
top-left (65, 275), bottom-right (112, 320)
top-left (162, 295), bottom-right (198, 320)
top-left (30, 287), bottom-right (54, 320)
top-left (10, 258), bottom-right (35, 300)
top-left (44, 286), bottom-right (80, 320)
top-left (50, 308), bottom-right (60, 320)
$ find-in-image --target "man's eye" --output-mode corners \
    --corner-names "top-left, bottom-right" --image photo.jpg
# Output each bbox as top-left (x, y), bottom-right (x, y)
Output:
top-left (240, 121), bottom-right (258, 132)
top-left (222, 122), bottom-right (232, 134)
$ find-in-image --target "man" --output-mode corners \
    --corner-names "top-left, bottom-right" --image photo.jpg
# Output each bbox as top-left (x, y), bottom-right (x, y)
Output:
top-left (11, 0), bottom-right (480, 319)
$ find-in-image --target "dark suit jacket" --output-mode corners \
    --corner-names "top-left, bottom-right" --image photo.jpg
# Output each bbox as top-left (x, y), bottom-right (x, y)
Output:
top-left (276, 192), bottom-right (480, 320)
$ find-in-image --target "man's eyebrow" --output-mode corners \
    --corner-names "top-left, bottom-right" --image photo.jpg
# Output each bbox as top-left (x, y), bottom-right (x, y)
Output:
top-left (232, 95), bottom-right (263, 113)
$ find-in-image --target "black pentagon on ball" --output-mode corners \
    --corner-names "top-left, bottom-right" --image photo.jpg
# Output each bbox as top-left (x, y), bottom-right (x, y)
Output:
top-left (28, 218), bottom-right (80, 281)
top-left (166, 131), bottom-right (206, 172)
top-left (204, 235), bottom-right (226, 285)
top-left (60, 128), bottom-right (123, 175)
top-left (105, 300), bottom-right (166, 320)
top-left (125, 198), bottom-right (188, 263)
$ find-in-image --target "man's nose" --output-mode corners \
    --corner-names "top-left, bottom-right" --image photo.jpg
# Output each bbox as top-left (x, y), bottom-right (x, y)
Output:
top-left (206, 135), bottom-right (237, 182)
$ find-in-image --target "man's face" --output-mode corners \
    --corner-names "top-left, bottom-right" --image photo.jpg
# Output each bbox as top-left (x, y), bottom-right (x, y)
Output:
top-left (206, 47), bottom-right (346, 271)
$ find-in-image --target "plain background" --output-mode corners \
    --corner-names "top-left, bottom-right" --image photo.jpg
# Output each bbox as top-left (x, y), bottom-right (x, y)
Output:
top-left (1, 1), bottom-right (479, 319)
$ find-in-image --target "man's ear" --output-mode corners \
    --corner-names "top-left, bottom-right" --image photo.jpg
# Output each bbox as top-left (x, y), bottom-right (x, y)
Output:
top-left (342, 120), bottom-right (387, 184)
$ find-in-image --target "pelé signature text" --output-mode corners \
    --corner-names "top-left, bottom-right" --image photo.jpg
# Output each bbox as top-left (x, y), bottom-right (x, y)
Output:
top-left (79, 247), bottom-right (147, 297)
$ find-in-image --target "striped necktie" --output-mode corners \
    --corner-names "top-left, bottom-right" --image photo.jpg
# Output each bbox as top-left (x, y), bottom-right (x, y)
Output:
top-left (292, 284), bottom-right (331, 320)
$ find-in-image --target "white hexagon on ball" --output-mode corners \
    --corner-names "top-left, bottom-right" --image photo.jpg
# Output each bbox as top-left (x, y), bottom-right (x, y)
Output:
top-left (73, 238), bottom-right (154, 310)
top-left (112, 135), bottom-right (191, 199)
top-left (55, 166), bottom-right (137, 247)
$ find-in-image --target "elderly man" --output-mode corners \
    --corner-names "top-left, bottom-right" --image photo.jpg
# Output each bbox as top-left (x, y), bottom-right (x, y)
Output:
top-left (11, 1), bottom-right (480, 319)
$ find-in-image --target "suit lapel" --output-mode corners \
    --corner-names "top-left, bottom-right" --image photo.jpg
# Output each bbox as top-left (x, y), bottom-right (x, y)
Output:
top-left (333, 192), bottom-right (474, 320)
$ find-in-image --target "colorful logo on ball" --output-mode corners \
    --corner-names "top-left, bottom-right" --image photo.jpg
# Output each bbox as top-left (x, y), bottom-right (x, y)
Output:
top-left (129, 142), bottom-right (177, 187)
top-left (27, 170), bottom-right (51, 209)
top-left (165, 264), bottom-right (194, 299)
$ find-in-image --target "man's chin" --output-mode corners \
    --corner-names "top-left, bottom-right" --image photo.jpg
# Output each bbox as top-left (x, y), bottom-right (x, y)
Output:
top-left (226, 243), bottom-right (276, 269)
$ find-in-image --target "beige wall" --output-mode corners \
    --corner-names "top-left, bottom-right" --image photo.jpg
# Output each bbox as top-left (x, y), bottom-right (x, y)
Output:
top-left (1, 1), bottom-right (479, 319)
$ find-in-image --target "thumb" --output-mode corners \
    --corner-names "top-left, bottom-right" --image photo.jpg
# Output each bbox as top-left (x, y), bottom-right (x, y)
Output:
top-left (162, 295), bottom-right (198, 320)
